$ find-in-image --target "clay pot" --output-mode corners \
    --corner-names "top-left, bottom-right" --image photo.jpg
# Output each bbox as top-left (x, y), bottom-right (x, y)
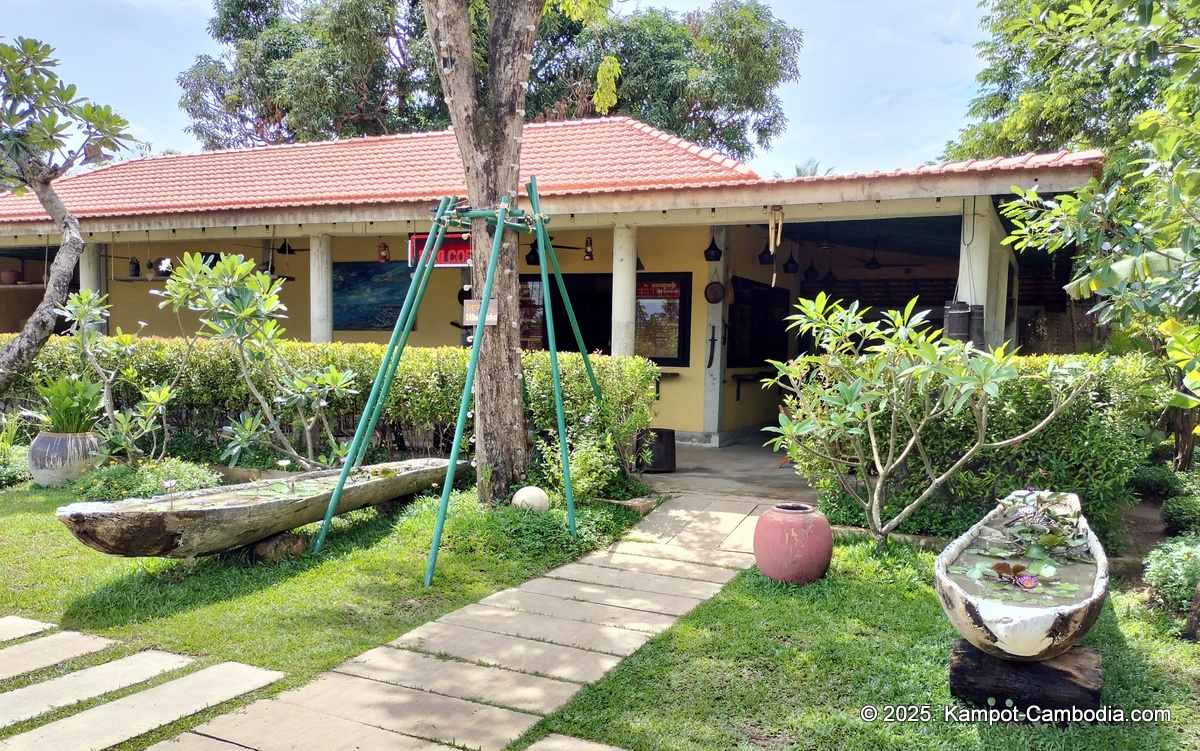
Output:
top-left (753, 502), bottom-right (833, 584)
top-left (27, 431), bottom-right (103, 487)
top-left (0, 269), bottom-right (21, 285)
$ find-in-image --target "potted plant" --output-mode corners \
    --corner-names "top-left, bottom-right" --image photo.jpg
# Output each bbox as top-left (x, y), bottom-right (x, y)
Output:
top-left (24, 374), bottom-right (104, 486)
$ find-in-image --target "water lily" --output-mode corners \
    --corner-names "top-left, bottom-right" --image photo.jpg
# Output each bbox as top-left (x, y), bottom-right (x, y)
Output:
top-left (1014, 573), bottom-right (1039, 589)
top-left (162, 479), bottom-right (177, 490)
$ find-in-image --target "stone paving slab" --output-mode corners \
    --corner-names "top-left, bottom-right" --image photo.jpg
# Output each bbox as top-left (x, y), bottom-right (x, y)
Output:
top-left (185, 698), bottom-right (451, 751)
top-left (528, 734), bottom-right (630, 751)
top-left (669, 505), bottom-right (758, 549)
top-left (278, 672), bottom-right (534, 751)
top-left (0, 650), bottom-right (193, 729)
top-left (577, 551), bottom-right (738, 583)
top-left (607, 540), bottom-right (754, 569)
top-left (0, 661), bottom-right (284, 751)
top-left (145, 733), bottom-right (245, 751)
top-left (720, 511), bottom-right (767, 553)
top-left (0, 617), bottom-right (54, 644)
top-left (548, 563), bottom-right (724, 600)
top-left (521, 577), bottom-right (702, 617)
top-left (440, 604), bottom-right (650, 656)
top-left (0, 631), bottom-right (114, 682)
top-left (393, 622), bottom-right (620, 684)
top-left (625, 505), bottom-right (705, 544)
top-left (336, 645), bottom-right (579, 715)
top-left (479, 590), bottom-right (676, 634)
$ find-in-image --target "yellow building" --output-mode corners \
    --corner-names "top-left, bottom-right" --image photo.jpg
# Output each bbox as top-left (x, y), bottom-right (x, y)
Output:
top-left (0, 117), bottom-right (1102, 445)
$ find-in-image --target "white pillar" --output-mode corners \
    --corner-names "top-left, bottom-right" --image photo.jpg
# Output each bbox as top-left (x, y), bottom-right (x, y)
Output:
top-left (79, 243), bottom-right (103, 293)
top-left (703, 226), bottom-right (728, 442)
top-left (956, 197), bottom-right (993, 346)
top-left (987, 243), bottom-right (1011, 347)
top-left (611, 225), bottom-right (637, 356)
top-left (310, 234), bottom-right (333, 343)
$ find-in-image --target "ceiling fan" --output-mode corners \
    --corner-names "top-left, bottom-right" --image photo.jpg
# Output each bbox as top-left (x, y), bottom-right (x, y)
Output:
top-left (525, 235), bottom-right (585, 265)
top-left (857, 238), bottom-right (923, 271)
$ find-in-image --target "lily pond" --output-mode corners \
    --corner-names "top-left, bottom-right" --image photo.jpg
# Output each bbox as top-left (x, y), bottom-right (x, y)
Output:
top-left (945, 489), bottom-right (1098, 608)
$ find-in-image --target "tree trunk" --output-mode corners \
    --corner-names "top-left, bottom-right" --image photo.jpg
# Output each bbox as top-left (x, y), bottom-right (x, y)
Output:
top-left (425, 0), bottom-right (545, 504)
top-left (0, 163), bottom-right (85, 394)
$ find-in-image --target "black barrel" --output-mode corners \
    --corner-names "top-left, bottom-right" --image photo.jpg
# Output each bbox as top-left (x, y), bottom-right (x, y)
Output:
top-left (944, 301), bottom-right (970, 342)
top-left (969, 305), bottom-right (986, 345)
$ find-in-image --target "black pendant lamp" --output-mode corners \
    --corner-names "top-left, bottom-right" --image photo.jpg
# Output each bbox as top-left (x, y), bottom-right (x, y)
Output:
top-left (757, 241), bottom-right (774, 266)
top-left (803, 260), bottom-right (820, 281)
top-left (782, 253), bottom-right (800, 274)
top-left (703, 237), bottom-right (722, 262)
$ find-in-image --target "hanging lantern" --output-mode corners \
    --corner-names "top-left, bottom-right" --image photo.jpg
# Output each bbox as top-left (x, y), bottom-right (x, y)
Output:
top-left (378, 242), bottom-right (391, 263)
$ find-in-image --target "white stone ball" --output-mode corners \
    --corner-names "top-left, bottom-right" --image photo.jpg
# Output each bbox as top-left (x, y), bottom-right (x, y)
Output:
top-left (512, 485), bottom-right (550, 511)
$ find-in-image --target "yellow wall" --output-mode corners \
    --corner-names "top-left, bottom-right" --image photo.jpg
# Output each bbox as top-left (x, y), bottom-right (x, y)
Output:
top-left (0, 257), bottom-right (51, 332)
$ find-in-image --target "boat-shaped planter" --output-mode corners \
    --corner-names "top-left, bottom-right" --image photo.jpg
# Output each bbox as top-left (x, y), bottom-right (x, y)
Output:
top-left (933, 490), bottom-right (1109, 662)
top-left (57, 458), bottom-right (462, 559)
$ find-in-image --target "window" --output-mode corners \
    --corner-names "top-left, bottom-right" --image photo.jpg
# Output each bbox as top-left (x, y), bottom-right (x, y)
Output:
top-left (518, 272), bottom-right (691, 367)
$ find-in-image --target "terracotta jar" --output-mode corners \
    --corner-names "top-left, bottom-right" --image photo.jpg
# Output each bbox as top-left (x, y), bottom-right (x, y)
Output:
top-left (753, 502), bottom-right (833, 584)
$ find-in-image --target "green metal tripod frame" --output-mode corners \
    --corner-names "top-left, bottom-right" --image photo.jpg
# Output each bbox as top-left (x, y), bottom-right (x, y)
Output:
top-left (311, 177), bottom-right (602, 588)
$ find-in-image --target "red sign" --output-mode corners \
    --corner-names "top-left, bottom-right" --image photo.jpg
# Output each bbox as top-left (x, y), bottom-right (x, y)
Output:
top-left (408, 232), bottom-right (472, 267)
top-left (636, 281), bottom-right (681, 300)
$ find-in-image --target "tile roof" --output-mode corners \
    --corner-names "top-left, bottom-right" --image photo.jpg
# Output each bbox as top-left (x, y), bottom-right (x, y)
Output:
top-left (765, 149), bottom-right (1105, 184)
top-left (0, 117), bottom-right (758, 223)
top-left (0, 115), bottom-right (1105, 225)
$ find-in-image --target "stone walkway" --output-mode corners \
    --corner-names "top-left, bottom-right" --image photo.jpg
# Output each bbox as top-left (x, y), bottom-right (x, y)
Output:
top-left (0, 617), bottom-right (283, 751)
top-left (2, 471), bottom-right (806, 751)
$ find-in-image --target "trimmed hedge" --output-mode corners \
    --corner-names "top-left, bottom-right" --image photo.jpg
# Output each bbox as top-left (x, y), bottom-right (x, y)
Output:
top-left (802, 354), bottom-right (1169, 551)
top-left (0, 335), bottom-right (658, 472)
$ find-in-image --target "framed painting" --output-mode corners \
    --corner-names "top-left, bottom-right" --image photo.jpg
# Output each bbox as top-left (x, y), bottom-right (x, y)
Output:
top-left (332, 262), bottom-right (414, 330)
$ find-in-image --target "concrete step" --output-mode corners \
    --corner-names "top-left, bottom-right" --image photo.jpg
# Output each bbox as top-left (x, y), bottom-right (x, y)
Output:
top-left (547, 563), bottom-right (724, 600)
top-left (336, 646), bottom-right (579, 715)
top-left (393, 622), bottom-right (621, 684)
top-left (607, 540), bottom-right (755, 569)
top-left (0, 662), bottom-right (284, 751)
top-left (479, 589), bottom-right (677, 634)
top-left (278, 672), bottom-right (535, 751)
top-left (439, 604), bottom-right (650, 656)
top-left (178, 698), bottom-right (452, 751)
top-left (0, 631), bottom-right (114, 682)
top-left (577, 551), bottom-right (738, 583)
top-left (0, 617), bottom-right (54, 645)
top-left (0, 650), bottom-right (193, 729)
top-left (520, 577), bottom-right (703, 617)
top-left (528, 734), bottom-right (631, 751)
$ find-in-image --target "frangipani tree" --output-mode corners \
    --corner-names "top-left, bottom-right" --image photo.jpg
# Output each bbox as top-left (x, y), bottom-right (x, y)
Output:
top-left (0, 37), bottom-right (131, 393)
top-left (766, 294), bottom-right (1095, 552)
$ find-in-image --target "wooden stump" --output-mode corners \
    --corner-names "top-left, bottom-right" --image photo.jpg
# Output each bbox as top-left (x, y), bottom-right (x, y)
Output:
top-left (949, 639), bottom-right (1102, 712)
top-left (252, 532), bottom-right (308, 562)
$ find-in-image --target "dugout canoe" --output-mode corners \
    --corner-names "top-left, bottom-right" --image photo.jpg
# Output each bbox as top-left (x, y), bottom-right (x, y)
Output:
top-left (56, 458), bottom-right (461, 558)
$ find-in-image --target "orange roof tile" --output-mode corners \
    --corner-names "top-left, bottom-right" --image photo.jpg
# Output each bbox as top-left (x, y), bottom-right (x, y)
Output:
top-left (0, 117), bottom-right (758, 223)
top-left (766, 149), bottom-right (1105, 183)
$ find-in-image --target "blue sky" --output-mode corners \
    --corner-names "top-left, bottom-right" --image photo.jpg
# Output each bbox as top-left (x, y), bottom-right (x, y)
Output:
top-left (3, 0), bottom-right (987, 176)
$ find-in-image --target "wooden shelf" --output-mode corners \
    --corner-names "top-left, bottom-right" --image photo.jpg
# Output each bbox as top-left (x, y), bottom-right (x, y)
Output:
top-left (0, 284), bottom-right (45, 290)
top-left (112, 276), bottom-right (168, 283)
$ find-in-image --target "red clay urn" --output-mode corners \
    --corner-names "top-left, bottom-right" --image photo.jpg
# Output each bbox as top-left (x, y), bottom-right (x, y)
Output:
top-left (753, 502), bottom-right (833, 584)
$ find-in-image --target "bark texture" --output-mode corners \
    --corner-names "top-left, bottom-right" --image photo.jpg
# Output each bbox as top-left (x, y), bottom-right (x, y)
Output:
top-left (0, 157), bottom-right (84, 394)
top-left (948, 639), bottom-right (1102, 712)
top-left (424, 0), bottom-right (545, 503)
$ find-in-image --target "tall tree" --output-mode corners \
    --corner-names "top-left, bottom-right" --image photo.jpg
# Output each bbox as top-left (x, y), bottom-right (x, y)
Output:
top-left (0, 38), bottom-right (130, 394)
top-left (944, 0), bottom-right (1175, 160)
top-left (180, 0), bottom-right (803, 160)
top-left (998, 0), bottom-right (1200, 469)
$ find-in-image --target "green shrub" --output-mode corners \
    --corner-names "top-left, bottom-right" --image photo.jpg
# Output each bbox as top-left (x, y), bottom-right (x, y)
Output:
top-left (1163, 493), bottom-right (1200, 535)
top-left (805, 353), bottom-right (1167, 550)
top-left (1128, 464), bottom-right (1185, 502)
top-left (0, 445), bottom-right (29, 489)
top-left (445, 497), bottom-right (641, 562)
top-left (1144, 533), bottom-right (1200, 612)
top-left (72, 457), bottom-right (223, 501)
top-left (0, 336), bottom-right (657, 483)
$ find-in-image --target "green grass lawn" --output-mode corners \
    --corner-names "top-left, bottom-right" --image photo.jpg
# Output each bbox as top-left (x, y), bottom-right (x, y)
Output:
top-left (515, 541), bottom-right (1200, 751)
top-left (0, 481), bottom-right (640, 748)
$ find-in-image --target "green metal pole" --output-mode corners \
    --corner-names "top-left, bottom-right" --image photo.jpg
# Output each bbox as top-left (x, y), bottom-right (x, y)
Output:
top-left (311, 197), bottom-right (451, 553)
top-left (537, 227), bottom-right (577, 536)
top-left (353, 211), bottom-right (456, 466)
top-left (424, 200), bottom-right (511, 587)
top-left (526, 178), bottom-right (602, 403)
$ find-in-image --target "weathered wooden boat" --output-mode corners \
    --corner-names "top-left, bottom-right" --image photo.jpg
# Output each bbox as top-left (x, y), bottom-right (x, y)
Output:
top-left (933, 490), bottom-right (1109, 662)
top-left (57, 458), bottom-right (462, 559)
